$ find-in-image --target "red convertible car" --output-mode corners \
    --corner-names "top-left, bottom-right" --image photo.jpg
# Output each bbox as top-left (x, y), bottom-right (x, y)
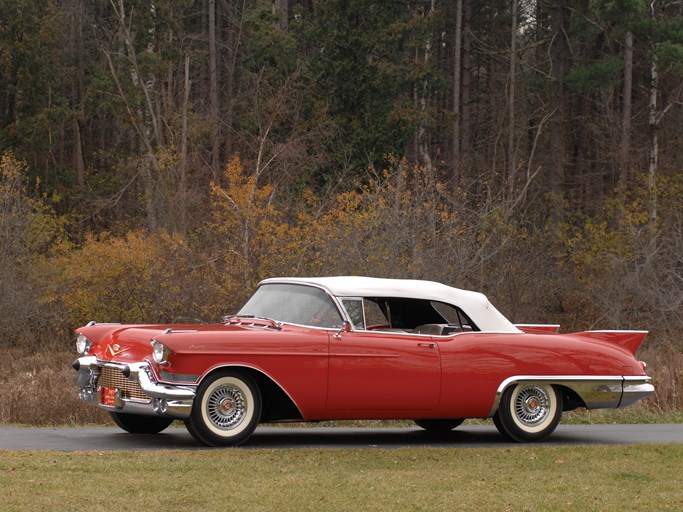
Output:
top-left (73, 276), bottom-right (654, 446)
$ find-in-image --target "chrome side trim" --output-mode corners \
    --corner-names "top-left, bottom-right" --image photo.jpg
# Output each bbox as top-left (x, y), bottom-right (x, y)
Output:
top-left (488, 375), bottom-right (654, 417)
top-left (588, 330), bottom-right (649, 334)
top-left (160, 370), bottom-right (200, 383)
top-left (514, 324), bottom-right (561, 328)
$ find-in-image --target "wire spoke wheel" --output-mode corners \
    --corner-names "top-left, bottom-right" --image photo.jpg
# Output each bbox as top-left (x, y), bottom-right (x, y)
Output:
top-left (513, 385), bottom-right (551, 427)
top-left (187, 370), bottom-right (261, 447)
top-left (207, 383), bottom-right (247, 430)
top-left (493, 382), bottom-right (562, 442)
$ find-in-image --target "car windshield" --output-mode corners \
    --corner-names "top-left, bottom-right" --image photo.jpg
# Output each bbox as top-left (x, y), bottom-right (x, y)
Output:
top-left (238, 283), bottom-right (344, 328)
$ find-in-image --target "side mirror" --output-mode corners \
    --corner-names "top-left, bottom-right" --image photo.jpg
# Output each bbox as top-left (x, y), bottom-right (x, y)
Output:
top-left (334, 321), bottom-right (352, 339)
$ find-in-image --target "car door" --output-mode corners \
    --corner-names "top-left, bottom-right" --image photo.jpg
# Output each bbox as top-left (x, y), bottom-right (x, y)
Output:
top-left (325, 329), bottom-right (441, 411)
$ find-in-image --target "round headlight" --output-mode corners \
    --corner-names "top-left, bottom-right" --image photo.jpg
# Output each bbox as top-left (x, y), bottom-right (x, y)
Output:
top-left (152, 340), bottom-right (170, 364)
top-left (76, 333), bottom-right (92, 355)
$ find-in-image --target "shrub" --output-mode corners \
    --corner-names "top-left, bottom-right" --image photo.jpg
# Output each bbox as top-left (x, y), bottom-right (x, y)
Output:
top-left (49, 230), bottom-right (228, 331)
top-left (0, 152), bottom-right (66, 349)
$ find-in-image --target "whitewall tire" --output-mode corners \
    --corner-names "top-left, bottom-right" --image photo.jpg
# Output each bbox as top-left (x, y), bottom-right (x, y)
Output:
top-left (493, 382), bottom-right (562, 442)
top-left (187, 370), bottom-right (262, 446)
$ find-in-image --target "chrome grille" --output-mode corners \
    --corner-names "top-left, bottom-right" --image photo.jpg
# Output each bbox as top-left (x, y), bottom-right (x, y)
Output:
top-left (99, 366), bottom-right (149, 401)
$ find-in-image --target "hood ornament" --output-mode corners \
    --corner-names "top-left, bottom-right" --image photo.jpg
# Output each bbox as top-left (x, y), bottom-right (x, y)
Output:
top-left (107, 343), bottom-right (130, 357)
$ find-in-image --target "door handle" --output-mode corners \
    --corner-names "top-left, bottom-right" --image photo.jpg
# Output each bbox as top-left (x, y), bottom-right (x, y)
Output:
top-left (417, 342), bottom-right (436, 349)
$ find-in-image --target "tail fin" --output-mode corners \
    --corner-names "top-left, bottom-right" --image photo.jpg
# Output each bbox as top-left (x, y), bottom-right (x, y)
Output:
top-left (572, 330), bottom-right (648, 355)
top-left (515, 324), bottom-right (561, 334)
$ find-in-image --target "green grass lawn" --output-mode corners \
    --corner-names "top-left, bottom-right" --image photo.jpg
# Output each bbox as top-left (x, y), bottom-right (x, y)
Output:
top-left (1, 444), bottom-right (682, 511)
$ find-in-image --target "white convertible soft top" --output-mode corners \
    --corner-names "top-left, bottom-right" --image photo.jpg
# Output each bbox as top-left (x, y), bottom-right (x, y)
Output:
top-left (260, 276), bottom-right (521, 333)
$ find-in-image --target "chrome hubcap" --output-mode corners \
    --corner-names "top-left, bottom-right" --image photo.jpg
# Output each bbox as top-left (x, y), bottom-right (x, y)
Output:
top-left (207, 384), bottom-right (246, 430)
top-left (514, 385), bottom-right (550, 426)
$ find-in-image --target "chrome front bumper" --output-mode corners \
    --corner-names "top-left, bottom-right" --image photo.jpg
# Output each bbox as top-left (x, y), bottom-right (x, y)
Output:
top-left (73, 356), bottom-right (196, 419)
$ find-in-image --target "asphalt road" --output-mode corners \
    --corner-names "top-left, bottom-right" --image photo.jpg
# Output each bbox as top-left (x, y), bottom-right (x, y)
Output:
top-left (0, 424), bottom-right (681, 451)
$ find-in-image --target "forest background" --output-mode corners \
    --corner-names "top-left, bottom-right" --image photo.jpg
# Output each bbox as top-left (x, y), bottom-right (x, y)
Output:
top-left (0, 0), bottom-right (681, 424)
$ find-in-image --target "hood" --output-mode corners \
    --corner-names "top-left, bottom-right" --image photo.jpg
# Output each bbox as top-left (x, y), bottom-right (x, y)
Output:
top-left (77, 324), bottom-right (173, 363)
top-left (75, 321), bottom-right (281, 363)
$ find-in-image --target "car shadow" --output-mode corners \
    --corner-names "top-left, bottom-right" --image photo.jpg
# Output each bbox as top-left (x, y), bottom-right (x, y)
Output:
top-left (243, 426), bottom-right (510, 449)
top-left (93, 425), bottom-right (514, 450)
top-left (5, 423), bottom-right (659, 451)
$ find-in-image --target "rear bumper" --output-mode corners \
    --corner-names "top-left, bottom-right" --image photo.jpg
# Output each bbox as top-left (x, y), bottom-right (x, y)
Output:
top-left (620, 376), bottom-right (656, 408)
top-left (73, 356), bottom-right (196, 419)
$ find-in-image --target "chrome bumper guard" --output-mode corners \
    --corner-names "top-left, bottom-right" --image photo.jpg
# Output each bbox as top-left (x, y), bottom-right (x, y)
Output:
top-left (73, 356), bottom-right (196, 420)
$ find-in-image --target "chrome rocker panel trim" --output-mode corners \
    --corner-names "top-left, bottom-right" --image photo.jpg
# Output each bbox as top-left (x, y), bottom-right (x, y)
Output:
top-left (488, 375), bottom-right (654, 417)
top-left (73, 356), bottom-right (196, 420)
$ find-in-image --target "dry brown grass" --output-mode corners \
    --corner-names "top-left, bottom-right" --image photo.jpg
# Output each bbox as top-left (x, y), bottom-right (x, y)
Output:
top-left (0, 349), bottom-right (108, 425)
top-left (638, 339), bottom-right (683, 412)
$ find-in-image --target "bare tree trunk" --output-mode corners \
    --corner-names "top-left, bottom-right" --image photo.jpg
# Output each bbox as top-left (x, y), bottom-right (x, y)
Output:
top-left (507, 0), bottom-right (518, 197)
top-left (109, 0), bottom-right (163, 147)
top-left (548, 0), bottom-right (568, 217)
top-left (451, 0), bottom-right (463, 187)
top-left (272, 0), bottom-right (288, 30)
top-left (619, 30), bottom-right (633, 189)
top-left (142, 154), bottom-right (156, 231)
top-left (73, 120), bottom-right (86, 187)
top-left (219, 0), bottom-right (246, 157)
top-left (180, 55), bottom-right (191, 234)
top-left (574, 93), bottom-right (590, 200)
top-left (460, 0), bottom-right (472, 181)
top-left (73, 0), bottom-right (86, 189)
top-left (648, 53), bottom-right (658, 236)
top-left (106, 0), bottom-right (166, 230)
top-left (412, 1), bottom-right (436, 173)
top-left (165, 28), bottom-right (175, 121)
top-left (209, 0), bottom-right (220, 171)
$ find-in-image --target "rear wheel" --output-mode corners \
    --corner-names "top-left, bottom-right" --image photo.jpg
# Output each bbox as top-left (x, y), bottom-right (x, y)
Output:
top-left (109, 412), bottom-right (174, 434)
top-left (414, 419), bottom-right (464, 432)
top-left (493, 382), bottom-right (562, 442)
top-left (186, 370), bottom-right (262, 447)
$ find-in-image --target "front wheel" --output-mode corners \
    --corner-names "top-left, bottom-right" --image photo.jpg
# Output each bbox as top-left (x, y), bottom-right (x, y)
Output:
top-left (109, 412), bottom-right (174, 434)
top-left (493, 383), bottom-right (562, 442)
top-left (186, 370), bottom-right (262, 447)
top-left (414, 419), bottom-right (464, 432)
